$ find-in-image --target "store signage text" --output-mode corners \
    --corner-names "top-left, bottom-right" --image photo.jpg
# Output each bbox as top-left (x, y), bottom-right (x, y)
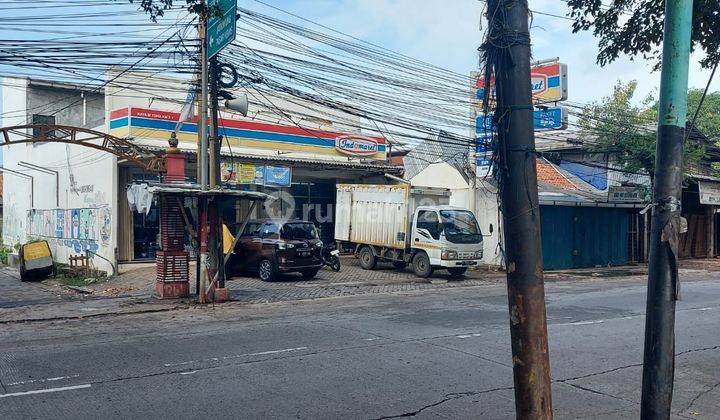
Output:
top-left (335, 135), bottom-right (379, 156)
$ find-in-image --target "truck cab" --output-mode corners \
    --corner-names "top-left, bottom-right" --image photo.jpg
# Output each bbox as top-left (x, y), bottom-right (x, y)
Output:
top-left (410, 205), bottom-right (484, 278)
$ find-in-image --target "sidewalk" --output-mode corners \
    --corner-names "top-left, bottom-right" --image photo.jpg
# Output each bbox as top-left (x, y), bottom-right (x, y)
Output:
top-left (1, 257), bottom-right (718, 323)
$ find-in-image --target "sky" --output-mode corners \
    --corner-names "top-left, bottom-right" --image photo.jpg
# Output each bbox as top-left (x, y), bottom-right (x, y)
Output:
top-left (257, 0), bottom-right (719, 106)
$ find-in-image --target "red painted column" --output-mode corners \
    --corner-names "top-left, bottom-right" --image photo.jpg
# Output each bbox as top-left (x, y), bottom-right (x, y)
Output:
top-left (155, 136), bottom-right (190, 299)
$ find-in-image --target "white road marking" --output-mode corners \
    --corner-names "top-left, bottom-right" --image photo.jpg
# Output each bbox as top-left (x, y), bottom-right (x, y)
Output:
top-left (456, 333), bottom-right (483, 339)
top-left (6, 374), bottom-right (80, 387)
top-left (556, 320), bottom-right (606, 326)
top-left (163, 347), bottom-right (309, 368)
top-left (179, 371), bottom-right (197, 376)
top-left (364, 338), bottom-right (381, 341)
top-left (0, 384), bottom-right (91, 399)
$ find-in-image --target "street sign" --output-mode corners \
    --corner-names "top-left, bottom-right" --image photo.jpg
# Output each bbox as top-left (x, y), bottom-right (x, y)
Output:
top-left (207, 0), bottom-right (237, 59)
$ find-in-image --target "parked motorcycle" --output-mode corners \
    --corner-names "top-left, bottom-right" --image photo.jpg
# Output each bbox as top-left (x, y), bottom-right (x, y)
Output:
top-left (321, 242), bottom-right (341, 272)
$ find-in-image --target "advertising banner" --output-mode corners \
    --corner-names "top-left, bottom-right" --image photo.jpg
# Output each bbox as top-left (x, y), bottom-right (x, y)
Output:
top-left (264, 166), bottom-right (292, 187)
top-left (475, 61), bottom-right (568, 105)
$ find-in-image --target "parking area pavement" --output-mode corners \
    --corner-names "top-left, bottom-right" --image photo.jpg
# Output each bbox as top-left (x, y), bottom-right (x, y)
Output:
top-left (226, 257), bottom-right (505, 304)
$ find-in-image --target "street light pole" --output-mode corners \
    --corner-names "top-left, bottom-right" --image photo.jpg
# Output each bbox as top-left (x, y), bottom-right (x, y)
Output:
top-left (641, 1), bottom-right (693, 417)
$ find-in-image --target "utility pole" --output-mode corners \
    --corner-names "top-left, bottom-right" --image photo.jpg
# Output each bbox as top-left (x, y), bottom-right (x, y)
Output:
top-left (207, 56), bottom-right (222, 298)
top-left (197, 1), bottom-right (209, 303)
top-left (641, 1), bottom-right (693, 418)
top-left (485, 0), bottom-right (553, 418)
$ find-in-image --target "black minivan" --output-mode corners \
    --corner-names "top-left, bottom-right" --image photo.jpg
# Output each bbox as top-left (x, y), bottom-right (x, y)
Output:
top-left (227, 219), bottom-right (323, 281)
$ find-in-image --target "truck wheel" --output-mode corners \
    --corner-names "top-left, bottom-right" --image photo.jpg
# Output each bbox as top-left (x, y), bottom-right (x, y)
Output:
top-left (392, 261), bottom-right (407, 270)
top-left (258, 259), bottom-right (277, 282)
top-left (359, 246), bottom-right (377, 270)
top-left (412, 252), bottom-right (434, 278)
top-left (447, 267), bottom-right (468, 278)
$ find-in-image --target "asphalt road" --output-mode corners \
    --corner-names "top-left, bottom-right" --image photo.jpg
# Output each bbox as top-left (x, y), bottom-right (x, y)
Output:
top-left (0, 274), bottom-right (718, 419)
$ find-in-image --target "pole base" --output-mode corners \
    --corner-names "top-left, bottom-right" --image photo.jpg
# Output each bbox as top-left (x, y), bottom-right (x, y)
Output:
top-left (154, 281), bottom-right (190, 299)
top-left (212, 287), bottom-right (229, 302)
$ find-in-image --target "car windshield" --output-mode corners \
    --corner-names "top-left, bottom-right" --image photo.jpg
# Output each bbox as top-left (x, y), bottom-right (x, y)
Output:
top-left (439, 210), bottom-right (482, 244)
top-left (281, 223), bottom-right (319, 240)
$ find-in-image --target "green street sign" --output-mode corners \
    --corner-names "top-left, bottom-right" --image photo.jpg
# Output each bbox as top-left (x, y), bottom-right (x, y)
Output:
top-left (207, 0), bottom-right (237, 58)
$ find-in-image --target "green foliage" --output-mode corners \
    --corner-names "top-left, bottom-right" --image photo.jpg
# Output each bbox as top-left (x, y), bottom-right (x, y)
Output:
top-left (567, 0), bottom-right (720, 70)
top-left (687, 88), bottom-right (720, 140)
top-left (0, 245), bottom-right (12, 265)
top-left (578, 80), bottom-right (707, 181)
top-left (125, 0), bottom-right (224, 21)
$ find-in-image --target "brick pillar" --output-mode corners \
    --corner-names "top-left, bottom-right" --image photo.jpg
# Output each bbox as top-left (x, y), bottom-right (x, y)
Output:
top-left (155, 138), bottom-right (190, 298)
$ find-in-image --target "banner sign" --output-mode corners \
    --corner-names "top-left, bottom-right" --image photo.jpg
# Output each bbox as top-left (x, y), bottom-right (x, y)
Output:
top-left (699, 181), bottom-right (720, 205)
top-left (533, 107), bottom-right (568, 131)
top-left (476, 106), bottom-right (568, 134)
top-left (221, 162), bottom-right (290, 187)
top-left (264, 166), bottom-right (292, 187)
top-left (475, 61), bottom-right (568, 105)
top-left (608, 186), bottom-right (644, 203)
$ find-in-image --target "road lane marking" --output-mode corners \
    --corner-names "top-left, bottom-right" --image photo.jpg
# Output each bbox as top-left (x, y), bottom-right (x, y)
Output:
top-left (0, 384), bottom-right (91, 399)
top-left (180, 371), bottom-right (197, 376)
top-left (163, 347), bottom-right (309, 368)
top-left (456, 333), bottom-right (483, 339)
top-left (6, 374), bottom-right (80, 387)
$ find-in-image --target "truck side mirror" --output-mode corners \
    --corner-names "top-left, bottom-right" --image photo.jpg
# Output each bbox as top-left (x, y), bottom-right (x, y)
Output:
top-left (489, 224), bottom-right (494, 234)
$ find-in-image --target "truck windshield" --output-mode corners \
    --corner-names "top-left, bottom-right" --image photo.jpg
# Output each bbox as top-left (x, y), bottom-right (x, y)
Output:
top-left (280, 223), bottom-right (319, 240)
top-left (439, 210), bottom-right (482, 244)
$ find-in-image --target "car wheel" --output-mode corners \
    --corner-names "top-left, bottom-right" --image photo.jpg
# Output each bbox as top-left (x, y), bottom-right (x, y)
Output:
top-left (447, 267), bottom-right (468, 278)
top-left (359, 246), bottom-right (377, 270)
top-left (392, 261), bottom-right (407, 270)
top-left (258, 259), bottom-right (276, 282)
top-left (301, 269), bottom-right (320, 280)
top-left (412, 252), bottom-right (434, 278)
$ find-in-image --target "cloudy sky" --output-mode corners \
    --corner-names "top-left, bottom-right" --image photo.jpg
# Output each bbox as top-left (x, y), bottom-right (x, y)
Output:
top-left (260, 0), bottom-right (719, 106)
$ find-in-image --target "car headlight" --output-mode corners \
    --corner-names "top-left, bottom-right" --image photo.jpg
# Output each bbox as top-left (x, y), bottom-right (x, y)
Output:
top-left (277, 242), bottom-right (294, 250)
top-left (315, 241), bottom-right (323, 248)
top-left (441, 249), bottom-right (457, 260)
top-left (475, 250), bottom-right (483, 258)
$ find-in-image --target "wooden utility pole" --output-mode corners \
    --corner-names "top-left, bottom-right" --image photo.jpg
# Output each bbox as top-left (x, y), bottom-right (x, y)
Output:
top-left (485, 0), bottom-right (553, 417)
top-left (641, 1), bottom-right (693, 418)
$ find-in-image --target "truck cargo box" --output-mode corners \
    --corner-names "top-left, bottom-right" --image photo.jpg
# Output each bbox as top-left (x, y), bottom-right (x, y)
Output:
top-left (335, 184), bottom-right (450, 249)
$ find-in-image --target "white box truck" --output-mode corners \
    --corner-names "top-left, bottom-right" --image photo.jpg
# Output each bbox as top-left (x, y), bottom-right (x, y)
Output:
top-left (335, 183), bottom-right (487, 278)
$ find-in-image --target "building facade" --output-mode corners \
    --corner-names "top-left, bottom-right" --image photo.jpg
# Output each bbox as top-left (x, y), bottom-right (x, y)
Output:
top-left (2, 73), bottom-right (403, 271)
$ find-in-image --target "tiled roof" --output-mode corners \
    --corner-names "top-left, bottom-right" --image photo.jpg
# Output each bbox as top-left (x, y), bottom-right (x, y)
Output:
top-left (536, 158), bottom-right (577, 190)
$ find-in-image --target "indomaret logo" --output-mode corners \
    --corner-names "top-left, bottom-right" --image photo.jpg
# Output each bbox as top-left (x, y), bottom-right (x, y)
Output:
top-left (530, 73), bottom-right (548, 95)
top-left (335, 135), bottom-right (379, 156)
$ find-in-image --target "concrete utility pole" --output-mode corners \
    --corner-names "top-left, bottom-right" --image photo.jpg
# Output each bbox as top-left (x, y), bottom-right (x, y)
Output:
top-left (485, 0), bottom-right (553, 418)
top-left (641, 1), bottom-right (693, 418)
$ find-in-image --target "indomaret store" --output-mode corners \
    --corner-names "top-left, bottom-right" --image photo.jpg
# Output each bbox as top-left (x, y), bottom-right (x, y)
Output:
top-left (111, 107), bottom-right (401, 262)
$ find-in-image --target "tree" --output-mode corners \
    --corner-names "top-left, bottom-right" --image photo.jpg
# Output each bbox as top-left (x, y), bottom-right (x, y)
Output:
top-left (127, 0), bottom-right (205, 21)
top-left (577, 80), bottom-right (706, 181)
top-left (687, 88), bottom-right (720, 140)
top-left (566, 0), bottom-right (720, 70)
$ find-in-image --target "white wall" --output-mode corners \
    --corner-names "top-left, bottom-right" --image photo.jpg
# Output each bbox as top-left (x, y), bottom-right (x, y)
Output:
top-left (2, 77), bottom-right (31, 247)
top-left (2, 77), bottom-right (117, 272)
top-left (408, 162), bottom-right (503, 267)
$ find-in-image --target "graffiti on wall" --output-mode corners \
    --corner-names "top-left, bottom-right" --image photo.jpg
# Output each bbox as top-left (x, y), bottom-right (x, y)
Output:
top-left (27, 206), bottom-right (111, 253)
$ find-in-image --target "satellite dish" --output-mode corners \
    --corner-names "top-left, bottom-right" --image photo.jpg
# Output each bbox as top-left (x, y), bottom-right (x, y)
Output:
top-left (224, 95), bottom-right (248, 117)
